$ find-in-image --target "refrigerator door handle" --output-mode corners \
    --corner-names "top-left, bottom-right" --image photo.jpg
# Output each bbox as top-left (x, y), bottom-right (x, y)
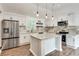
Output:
top-left (10, 30), bottom-right (12, 36)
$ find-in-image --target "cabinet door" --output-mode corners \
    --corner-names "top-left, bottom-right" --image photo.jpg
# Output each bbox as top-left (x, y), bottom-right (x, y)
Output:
top-left (41, 38), bottom-right (56, 55)
top-left (19, 33), bottom-right (30, 45)
top-left (66, 35), bottom-right (74, 47)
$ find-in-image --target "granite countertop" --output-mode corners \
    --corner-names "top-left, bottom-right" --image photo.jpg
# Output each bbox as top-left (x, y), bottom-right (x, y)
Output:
top-left (31, 32), bottom-right (61, 40)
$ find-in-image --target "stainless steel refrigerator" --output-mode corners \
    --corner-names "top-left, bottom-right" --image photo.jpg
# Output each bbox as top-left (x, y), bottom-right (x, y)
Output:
top-left (2, 20), bottom-right (19, 50)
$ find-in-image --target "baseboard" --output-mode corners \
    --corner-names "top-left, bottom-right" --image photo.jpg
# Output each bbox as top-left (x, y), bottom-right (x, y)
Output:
top-left (19, 42), bottom-right (30, 46)
top-left (67, 45), bottom-right (76, 49)
top-left (44, 48), bottom-right (56, 56)
top-left (30, 48), bottom-right (56, 56)
top-left (29, 49), bottom-right (37, 56)
top-left (56, 48), bottom-right (62, 51)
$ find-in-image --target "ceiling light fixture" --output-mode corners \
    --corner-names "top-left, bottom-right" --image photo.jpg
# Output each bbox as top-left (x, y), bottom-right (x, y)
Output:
top-left (52, 4), bottom-right (54, 20)
top-left (45, 3), bottom-right (48, 19)
top-left (36, 4), bottom-right (39, 17)
top-left (45, 13), bottom-right (48, 19)
top-left (36, 11), bottom-right (39, 17)
top-left (52, 16), bottom-right (54, 20)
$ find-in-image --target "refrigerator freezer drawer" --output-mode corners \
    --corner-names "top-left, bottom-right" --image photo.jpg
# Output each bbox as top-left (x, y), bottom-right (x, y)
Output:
top-left (2, 39), bottom-right (9, 50)
top-left (14, 38), bottom-right (19, 47)
top-left (8, 39), bottom-right (14, 49)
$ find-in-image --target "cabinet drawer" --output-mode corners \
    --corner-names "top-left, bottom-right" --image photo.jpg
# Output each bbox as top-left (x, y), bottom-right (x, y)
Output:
top-left (20, 34), bottom-right (30, 43)
top-left (2, 39), bottom-right (9, 50)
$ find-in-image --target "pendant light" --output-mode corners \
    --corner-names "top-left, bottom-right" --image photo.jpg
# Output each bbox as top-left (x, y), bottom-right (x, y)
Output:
top-left (52, 16), bottom-right (54, 20)
top-left (52, 4), bottom-right (54, 20)
top-left (46, 13), bottom-right (48, 19)
top-left (45, 3), bottom-right (48, 19)
top-left (36, 11), bottom-right (39, 17)
top-left (36, 4), bottom-right (39, 17)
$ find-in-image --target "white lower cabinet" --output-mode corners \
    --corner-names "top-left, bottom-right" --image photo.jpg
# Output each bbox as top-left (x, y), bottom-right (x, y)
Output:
top-left (66, 35), bottom-right (79, 49)
top-left (66, 35), bottom-right (74, 48)
top-left (41, 38), bottom-right (56, 55)
top-left (19, 33), bottom-right (30, 46)
top-left (66, 35), bottom-right (74, 47)
top-left (55, 36), bottom-right (62, 51)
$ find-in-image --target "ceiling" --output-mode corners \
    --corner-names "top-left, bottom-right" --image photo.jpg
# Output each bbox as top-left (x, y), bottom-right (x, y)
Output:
top-left (1, 3), bottom-right (79, 19)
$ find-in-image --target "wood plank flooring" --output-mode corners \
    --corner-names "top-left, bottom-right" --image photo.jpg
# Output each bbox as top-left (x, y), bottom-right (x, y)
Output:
top-left (1, 44), bottom-right (79, 56)
top-left (0, 44), bottom-right (33, 56)
top-left (46, 46), bottom-right (75, 56)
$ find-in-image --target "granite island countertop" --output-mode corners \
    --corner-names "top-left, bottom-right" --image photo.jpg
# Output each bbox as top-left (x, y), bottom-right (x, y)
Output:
top-left (31, 32), bottom-right (61, 40)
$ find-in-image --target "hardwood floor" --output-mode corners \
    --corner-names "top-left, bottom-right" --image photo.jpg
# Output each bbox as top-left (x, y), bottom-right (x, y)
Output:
top-left (0, 44), bottom-right (33, 56)
top-left (1, 44), bottom-right (79, 56)
top-left (47, 45), bottom-right (79, 56)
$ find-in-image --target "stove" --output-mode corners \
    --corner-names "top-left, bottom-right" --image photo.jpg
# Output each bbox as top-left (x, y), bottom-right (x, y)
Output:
top-left (57, 31), bottom-right (69, 46)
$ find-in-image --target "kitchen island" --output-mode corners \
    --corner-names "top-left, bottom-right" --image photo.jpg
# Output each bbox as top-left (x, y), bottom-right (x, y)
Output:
top-left (30, 33), bottom-right (62, 56)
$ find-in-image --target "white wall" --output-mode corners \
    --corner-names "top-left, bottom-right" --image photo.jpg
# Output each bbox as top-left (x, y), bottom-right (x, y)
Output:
top-left (0, 4), bottom-right (3, 47)
top-left (52, 6), bottom-right (79, 26)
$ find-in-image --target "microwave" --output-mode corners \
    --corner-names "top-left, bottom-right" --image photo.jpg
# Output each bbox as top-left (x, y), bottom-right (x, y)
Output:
top-left (57, 21), bottom-right (68, 26)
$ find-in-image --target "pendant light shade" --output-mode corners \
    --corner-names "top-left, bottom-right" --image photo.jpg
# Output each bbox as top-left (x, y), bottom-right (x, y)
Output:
top-left (45, 13), bottom-right (48, 19)
top-left (36, 4), bottom-right (39, 17)
top-left (45, 4), bottom-right (48, 19)
top-left (52, 16), bottom-right (54, 20)
top-left (51, 4), bottom-right (54, 20)
top-left (36, 11), bottom-right (39, 17)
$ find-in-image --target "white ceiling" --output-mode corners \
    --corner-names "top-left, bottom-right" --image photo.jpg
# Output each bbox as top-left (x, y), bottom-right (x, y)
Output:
top-left (1, 3), bottom-right (79, 19)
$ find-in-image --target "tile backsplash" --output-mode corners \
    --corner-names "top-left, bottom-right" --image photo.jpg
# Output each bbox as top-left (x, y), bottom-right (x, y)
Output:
top-left (45, 26), bottom-right (79, 34)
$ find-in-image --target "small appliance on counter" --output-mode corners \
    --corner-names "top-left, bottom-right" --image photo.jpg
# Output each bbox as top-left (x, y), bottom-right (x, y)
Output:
top-left (36, 20), bottom-right (44, 34)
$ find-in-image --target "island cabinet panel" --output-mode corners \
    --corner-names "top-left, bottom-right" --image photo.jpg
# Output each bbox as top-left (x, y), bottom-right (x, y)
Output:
top-left (30, 37), bottom-right (56, 56)
top-left (30, 37), bottom-right (41, 56)
top-left (55, 36), bottom-right (62, 51)
top-left (30, 33), bottom-right (62, 56)
top-left (41, 38), bottom-right (56, 55)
